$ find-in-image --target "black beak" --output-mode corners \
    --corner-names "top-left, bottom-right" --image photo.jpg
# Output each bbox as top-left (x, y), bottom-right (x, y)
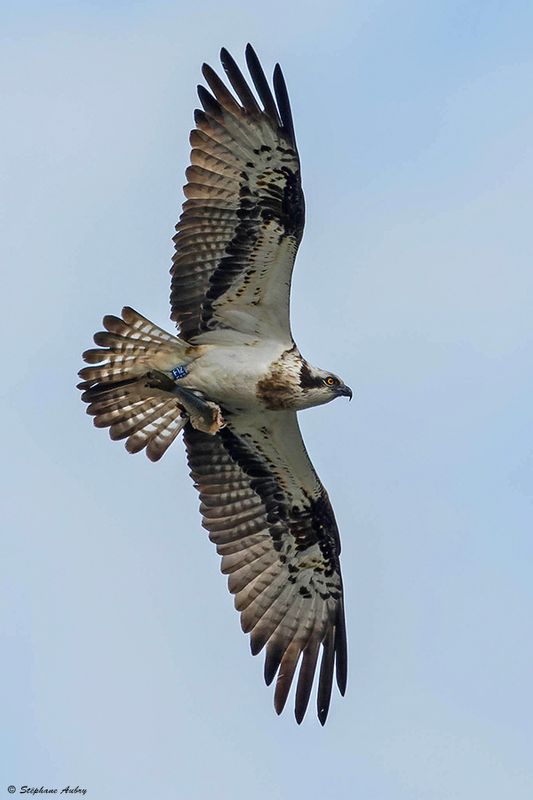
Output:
top-left (337, 383), bottom-right (353, 401)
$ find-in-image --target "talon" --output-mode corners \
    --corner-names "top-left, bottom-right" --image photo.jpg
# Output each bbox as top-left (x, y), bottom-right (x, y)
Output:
top-left (171, 385), bottom-right (224, 435)
top-left (144, 370), bottom-right (175, 391)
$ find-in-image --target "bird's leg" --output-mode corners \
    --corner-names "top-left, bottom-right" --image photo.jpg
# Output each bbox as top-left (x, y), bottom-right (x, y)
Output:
top-left (171, 386), bottom-right (225, 435)
top-left (144, 371), bottom-right (224, 435)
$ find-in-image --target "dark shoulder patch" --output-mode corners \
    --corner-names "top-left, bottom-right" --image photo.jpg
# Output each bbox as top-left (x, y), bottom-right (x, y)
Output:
top-left (299, 362), bottom-right (322, 389)
top-left (256, 348), bottom-right (299, 410)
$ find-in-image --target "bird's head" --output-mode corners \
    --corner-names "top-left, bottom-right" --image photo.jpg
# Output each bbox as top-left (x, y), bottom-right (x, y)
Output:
top-left (298, 362), bottom-right (352, 408)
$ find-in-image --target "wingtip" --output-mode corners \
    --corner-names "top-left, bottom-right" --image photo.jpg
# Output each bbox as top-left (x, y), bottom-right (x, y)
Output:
top-left (197, 84), bottom-right (222, 115)
top-left (337, 658), bottom-right (348, 696)
top-left (336, 664), bottom-right (347, 696)
top-left (245, 43), bottom-right (258, 63)
top-left (264, 642), bottom-right (283, 686)
top-left (264, 661), bottom-right (277, 687)
top-left (249, 636), bottom-right (263, 656)
top-left (219, 46), bottom-right (231, 64)
top-left (273, 64), bottom-right (287, 99)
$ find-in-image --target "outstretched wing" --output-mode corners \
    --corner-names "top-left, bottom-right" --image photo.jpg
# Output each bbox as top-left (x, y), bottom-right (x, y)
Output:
top-left (171, 45), bottom-right (305, 345)
top-left (184, 411), bottom-right (347, 725)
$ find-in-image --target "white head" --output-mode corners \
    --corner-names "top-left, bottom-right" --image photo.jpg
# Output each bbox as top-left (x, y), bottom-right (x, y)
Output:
top-left (298, 362), bottom-right (352, 408)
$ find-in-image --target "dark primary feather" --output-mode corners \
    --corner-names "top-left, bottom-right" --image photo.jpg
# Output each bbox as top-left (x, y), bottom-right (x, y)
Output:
top-left (184, 412), bottom-right (347, 725)
top-left (170, 45), bottom-right (305, 341)
top-left (220, 47), bottom-right (262, 115)
top-left (273, 63), bottom-right (296, 143)
top-left (245, 44), bottom-right (281, 125)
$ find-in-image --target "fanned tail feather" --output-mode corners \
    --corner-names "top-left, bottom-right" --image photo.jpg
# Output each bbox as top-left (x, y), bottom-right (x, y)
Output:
top-left (78, 307), bottom-right (190, 460)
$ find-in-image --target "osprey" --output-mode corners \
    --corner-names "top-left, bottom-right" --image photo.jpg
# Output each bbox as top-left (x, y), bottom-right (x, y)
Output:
top-left (78, 45), bottom-right (351, 725)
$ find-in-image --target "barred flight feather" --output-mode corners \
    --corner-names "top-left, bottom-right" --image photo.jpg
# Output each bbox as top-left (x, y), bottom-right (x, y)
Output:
top-left (171, 44), bottom-right (304, 344)
top-left (184, 409), bottom-right (346, 725)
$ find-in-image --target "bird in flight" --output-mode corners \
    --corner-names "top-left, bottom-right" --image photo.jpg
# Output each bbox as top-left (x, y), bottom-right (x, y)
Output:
top-left (78, 45), bottom-right (351, 725)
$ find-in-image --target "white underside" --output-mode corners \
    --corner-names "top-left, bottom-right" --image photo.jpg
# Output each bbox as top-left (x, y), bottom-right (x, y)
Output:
top-left (179, 337), bottom-right (287, 411)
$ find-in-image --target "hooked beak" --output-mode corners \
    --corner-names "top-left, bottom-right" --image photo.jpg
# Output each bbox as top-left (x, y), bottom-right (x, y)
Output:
top-left (336, 383), bottom-right (353, 401)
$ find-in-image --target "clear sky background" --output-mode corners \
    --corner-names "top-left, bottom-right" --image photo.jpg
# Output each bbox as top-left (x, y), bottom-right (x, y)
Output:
top-left (2, 1), bottom-right (533, 798)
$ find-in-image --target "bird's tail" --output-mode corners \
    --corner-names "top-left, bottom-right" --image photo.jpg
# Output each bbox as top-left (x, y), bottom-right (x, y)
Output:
top-left (78, 307), bottom-right (194, 460)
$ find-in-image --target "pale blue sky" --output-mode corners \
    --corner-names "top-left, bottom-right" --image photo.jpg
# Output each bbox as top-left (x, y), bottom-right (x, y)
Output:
top-left (2, 1), bottom-right (533, 798)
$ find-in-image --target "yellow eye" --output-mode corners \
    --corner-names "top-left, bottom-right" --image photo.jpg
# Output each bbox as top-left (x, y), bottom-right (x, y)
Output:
top-left (325, 376), bottom-right (336, 386)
